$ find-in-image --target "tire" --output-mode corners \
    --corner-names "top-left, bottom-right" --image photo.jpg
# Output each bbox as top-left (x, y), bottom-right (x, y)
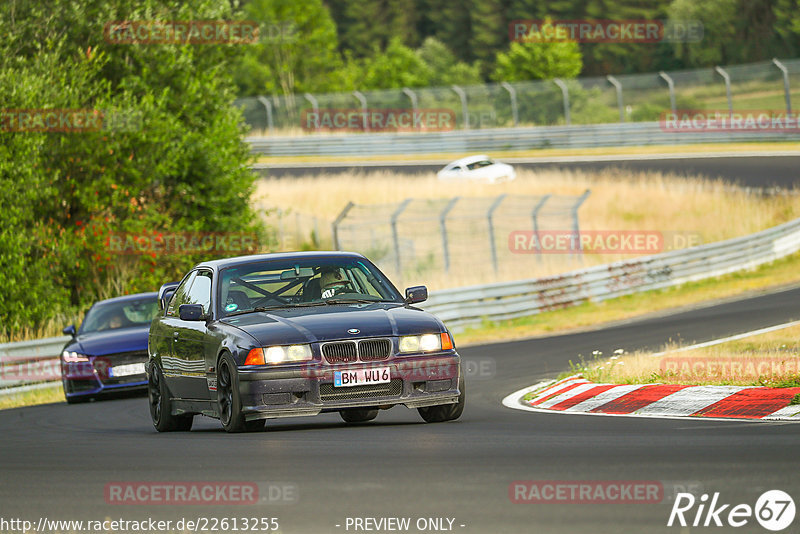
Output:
top-left (217, 353), bottom-right (263, 433)
top-left (339, 408), bottom-right (379, 423)
top-left (148, 364), bottom-right (193, 432)
top-left (418, 373), bottom-right (465, 423)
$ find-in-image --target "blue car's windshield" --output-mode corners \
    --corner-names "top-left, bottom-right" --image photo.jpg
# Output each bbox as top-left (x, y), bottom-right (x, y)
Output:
top-left (79, 297), bottom-right (159, 334)
top-left (219, 257), bottom-right (403, 317)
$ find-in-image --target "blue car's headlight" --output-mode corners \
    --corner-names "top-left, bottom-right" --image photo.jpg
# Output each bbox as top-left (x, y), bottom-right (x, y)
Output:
top-left (245, 344), bottom-right (312, 365)
top-left (62, 351), bottom-right (89, 362)
top-left (398, 333), bottom-right (452, 353)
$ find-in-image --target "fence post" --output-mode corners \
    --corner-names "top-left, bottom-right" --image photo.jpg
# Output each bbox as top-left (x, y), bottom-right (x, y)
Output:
top-left (391, 199), bottom-right (413, 275)
top-left (531, 194), bottom-right (551, 264)
top-left (439, 197), bottom-right (460, 273)
top-left (553, 78), bottom-right (571, 125)
top-left (353, 90), bottom-right (369, 131)
top-left (772, 58), bottom-right (792, 115)
top-left (303, 93), bottom-right (319, 132)
top-left (256, 96), bottom-right (274, 134)
top-left (500, 82), bottom-right (519, 127)
top-left (658, 71), bottom-right (677, 116)
top-left (487, 194), bottom-right (507, 274)
top-left (607, 75), bottom-right (625, 123)
top-left (331, 201), bottom-right (355, 250)
top-left (402, 87), bottom-right (418, 116)
top-left (451, 85), bottom-right (469, 129)
top-left (714, 66), bottom-right (733, 119)
top-left (571, 190), bottom-right (591, 263)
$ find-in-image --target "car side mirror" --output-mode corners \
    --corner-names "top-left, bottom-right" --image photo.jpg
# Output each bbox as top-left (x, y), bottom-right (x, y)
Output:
top-left (62, 325), bottom-right (76, 337)
top-left (179, 304), bottom-right (206, 321)
top-left (405, 286), bottom-right (428, 304)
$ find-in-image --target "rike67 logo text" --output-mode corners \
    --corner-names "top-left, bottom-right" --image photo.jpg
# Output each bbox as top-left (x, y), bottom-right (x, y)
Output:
top-left (668, 490), bottom-right (795, 531)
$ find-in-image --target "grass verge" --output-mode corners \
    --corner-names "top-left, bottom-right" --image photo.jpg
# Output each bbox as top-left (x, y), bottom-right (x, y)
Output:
top-left (0, 384), bottom-right (64, 410)
top-left (457, 250), bottom-right (800, 347)
top-left (563, 322), bottom-right (800, 388)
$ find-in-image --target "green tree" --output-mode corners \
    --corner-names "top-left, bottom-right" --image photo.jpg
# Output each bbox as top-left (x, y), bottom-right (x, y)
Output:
top-left (492, 34), bottom-right (583, 81)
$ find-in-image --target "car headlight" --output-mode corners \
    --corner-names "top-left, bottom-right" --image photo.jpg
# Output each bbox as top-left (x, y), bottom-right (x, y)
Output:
top-left (62, 351), bottom-right (89, 362)
top-left (245, 344), bottom-right (312, 365)
top-left (398, 333), bottom-right (453, 354)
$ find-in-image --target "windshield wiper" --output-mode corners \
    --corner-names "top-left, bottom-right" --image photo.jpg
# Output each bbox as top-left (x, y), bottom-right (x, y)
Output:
top-left (224, 302), bottom-right (326, 317)
top-left (324, 298), bottom-right (393, 305)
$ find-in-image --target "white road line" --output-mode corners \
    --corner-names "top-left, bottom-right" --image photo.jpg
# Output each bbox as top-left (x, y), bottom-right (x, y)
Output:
top-left (634, 385), bottom-right (747, 416)
top-left (651, 320), bottom-right (800, 357)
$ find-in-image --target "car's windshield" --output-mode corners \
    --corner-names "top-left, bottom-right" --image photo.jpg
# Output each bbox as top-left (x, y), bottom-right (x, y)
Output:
top-left (219, 257), bottom-right (403, 317)
top-left (79, 297), bottom-right (159, 334)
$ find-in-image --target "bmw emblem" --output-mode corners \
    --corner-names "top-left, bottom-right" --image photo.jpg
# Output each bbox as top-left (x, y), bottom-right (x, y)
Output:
top-left (347, 328), bottom-right (360, 335)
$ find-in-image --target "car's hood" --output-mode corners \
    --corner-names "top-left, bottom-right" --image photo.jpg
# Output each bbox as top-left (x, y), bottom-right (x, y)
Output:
top-left (220, 303), bottom-right (445, 346)
top-left (66, 326), bottom-right (150, 357)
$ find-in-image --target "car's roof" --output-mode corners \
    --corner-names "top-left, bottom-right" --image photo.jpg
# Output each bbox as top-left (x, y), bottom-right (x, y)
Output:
top-left (448, 154), bottom-right (492, 166)
top-left (93, 292), bottom-right (158, 305)
top-left (195, 250), bottom-right (368, 270)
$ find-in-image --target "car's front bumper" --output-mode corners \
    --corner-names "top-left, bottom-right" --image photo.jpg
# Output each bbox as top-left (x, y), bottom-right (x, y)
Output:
top-left (237, 354), bottom-right (462, 421)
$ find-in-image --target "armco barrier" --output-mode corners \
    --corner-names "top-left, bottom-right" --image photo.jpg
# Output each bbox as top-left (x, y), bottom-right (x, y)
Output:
top-left (247, 121), bottom-right (800, 157)
top-left (2, 216), bottom-right (800, 394)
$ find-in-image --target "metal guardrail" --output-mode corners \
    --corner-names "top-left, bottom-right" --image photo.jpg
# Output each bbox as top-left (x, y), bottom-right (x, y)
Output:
top-left (422, 216), bottom-right (800, 329)
top-left (3, 215), bottom-right (800, 394)
top-left (247, 121), bottom-right (800, 157)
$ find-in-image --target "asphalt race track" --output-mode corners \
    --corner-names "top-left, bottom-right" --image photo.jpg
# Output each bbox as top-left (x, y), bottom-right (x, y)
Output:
top-left (257, 154), bottom-right (800, 189)
top-left (2, 285), bottom-right (800, 534)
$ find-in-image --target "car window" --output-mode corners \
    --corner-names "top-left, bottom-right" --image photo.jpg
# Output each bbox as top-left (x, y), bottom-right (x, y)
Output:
top-left (166, 271), bottom-right (197, 317)
top-left (185, 270), bottom-right (212, 313)
top-left (79, 297), bottom-right (159, 334)
top-left (467, 160), bottom-right (493, 170)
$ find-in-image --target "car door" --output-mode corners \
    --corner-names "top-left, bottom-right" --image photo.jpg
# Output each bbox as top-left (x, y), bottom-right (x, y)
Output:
top-left (161, 271), bottom-right (196, 397)
top-left (172, 269), bottom-right (214, 400)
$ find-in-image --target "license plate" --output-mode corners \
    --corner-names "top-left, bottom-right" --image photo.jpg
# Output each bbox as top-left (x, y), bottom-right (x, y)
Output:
top-left (334, 367), bottom-right (390, 387)
top-left (110, 363), bottom-right (146, 377)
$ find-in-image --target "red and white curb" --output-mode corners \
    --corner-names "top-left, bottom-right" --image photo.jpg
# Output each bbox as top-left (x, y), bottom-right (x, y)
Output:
top-left (502, 376), bottom-right (800, 422)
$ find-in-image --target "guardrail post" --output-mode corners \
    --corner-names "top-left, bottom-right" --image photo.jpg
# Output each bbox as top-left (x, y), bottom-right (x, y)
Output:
top-left (571, 190), bottom-right (591, 262)
top-left (553, 78), bottom-right (571, 125)
top-left (487, 194), bottom-right (507, 274)
top-left (256, 96), bottom-right (275, 135)
top-left (331, 201), bottom-right (355, 250)
top-left (607, 75), bottom-right (625, 123)
top-left (658, 71), bottom-right (677, 116)
top-left (353, 90), bottom-right (369, 131)
top-left (391, 199), bottom-right (413, 275)
top-left (531, 194), bottom-right (551, 264)
top-left (714, 66), bottom-right (733, 119)
top-left (772, 58), bottom-right (792, 115)
top-left (500, 82), bottom-right (519, 127)
top-left (451, 85), bottom-right (469, 129)
top-left (440, 197), bottom-right (460, 273)
top-left (402, 87), bottom-right (418, 116)
top-left (303, 93), bottom-right (320, 132)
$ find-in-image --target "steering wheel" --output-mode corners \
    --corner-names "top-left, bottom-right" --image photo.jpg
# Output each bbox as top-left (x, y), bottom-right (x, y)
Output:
top-left (321, 281), bottom-right (356, 298)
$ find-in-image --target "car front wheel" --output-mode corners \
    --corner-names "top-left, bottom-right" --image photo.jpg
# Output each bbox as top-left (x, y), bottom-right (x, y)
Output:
top-left (418, 373), bottom-right (465, 423)
top-left (217, 353), bottom-right (264, 433)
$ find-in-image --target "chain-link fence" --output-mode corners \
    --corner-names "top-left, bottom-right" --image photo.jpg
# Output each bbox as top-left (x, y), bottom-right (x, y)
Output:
top-left (236, 58), bottom-right (800, 135)
top-left (330, 193), bottom-right (590, 286)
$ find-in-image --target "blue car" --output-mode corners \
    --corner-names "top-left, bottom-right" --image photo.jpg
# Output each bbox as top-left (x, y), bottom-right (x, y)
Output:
top-left (61, 292), bottom-right (160, 403)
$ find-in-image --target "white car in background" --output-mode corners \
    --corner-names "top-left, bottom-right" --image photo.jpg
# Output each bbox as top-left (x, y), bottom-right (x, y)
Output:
top-left (436, 155), bottom-right (516, 184)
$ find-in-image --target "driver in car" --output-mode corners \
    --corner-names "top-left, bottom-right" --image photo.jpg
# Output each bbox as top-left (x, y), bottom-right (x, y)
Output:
top-left (320, 268), bottom-right (350, 299)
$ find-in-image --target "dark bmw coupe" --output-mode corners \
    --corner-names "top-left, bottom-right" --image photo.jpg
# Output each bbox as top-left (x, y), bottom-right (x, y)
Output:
top-left (61, 292), bottom-right (160, 403)
top-left (147, 251), bottom-right (465, 432)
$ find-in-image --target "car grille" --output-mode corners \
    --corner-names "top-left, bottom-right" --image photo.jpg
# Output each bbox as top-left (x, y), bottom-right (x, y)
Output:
top-left (319, 379), bottom-right (403, 401)
top-left (322, 338), bottom-right (392, 363)
top-left (322, 341), bottom-right (358, 363)
top-left (97, 350), bottom-right (148, 386)
top-left (358, 339), bottom-right (391, 361)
